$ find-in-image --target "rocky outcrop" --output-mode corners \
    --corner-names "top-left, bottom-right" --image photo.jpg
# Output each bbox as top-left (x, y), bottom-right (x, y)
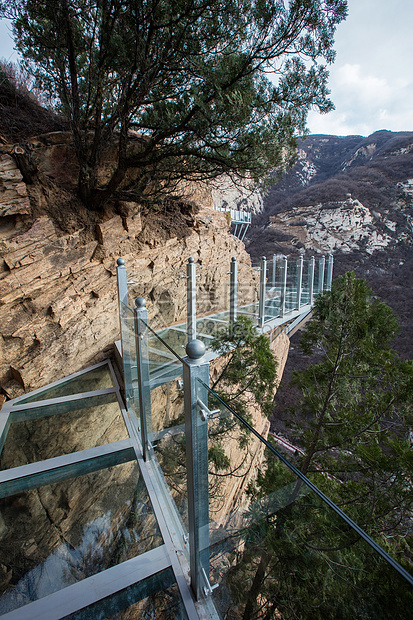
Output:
top-left (0, 154), bottom-right (30, 217)
top-left (211, 174), bottom-right (264, 214)
top-left (0, 136), bottom-right (258, 400)
top-left (269, 196), bottom-right (393, 254)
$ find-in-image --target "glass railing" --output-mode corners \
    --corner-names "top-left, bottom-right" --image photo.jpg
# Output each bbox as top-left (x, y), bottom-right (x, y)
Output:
top-left (199, 382), bottom-right (413, 619)
top-left (139, 321), bottom-right (189, 534)
top-left (301, 258), bottom-right (311, 305)
top-left (126, 263), bottom-right (187, 331)
top-left (119, 301), bottom-right (139, 431)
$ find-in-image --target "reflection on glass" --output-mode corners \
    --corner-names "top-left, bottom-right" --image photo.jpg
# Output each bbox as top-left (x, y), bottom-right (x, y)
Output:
top-left (143, 327), bottom-right (188, 530)
top-left (64, 568), bottom-right (188, 619)
top-left (0, 461), bottom-right (163, 615)
top-left (14, 365), bottom-right (115, 405)
top-left (1, 393), bottom-right (128, 469)
top-left (201, 386), bottom-right (413, 619)
top-left (119, 302), bottom-right (139, 428)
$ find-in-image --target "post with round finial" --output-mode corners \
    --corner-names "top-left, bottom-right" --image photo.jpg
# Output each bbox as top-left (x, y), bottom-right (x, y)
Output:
top-left (280, 256), bottom-right (288, 318)
top-left (134, 297), bottom-right (152, 462)
top-left (230, 257), bottom-right (238, 324)
top-left (183, 338), bottom-right (210, 600)
top-left (258, 256), bottom-right (267, 329)
top-left (187, 257), bottom-right (197, 343)
top-left (296, 255), bottom-right (303, 310)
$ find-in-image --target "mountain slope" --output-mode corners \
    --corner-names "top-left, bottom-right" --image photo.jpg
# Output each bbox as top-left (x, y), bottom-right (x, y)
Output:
top-left (245, 130), bottom-right (413, 358)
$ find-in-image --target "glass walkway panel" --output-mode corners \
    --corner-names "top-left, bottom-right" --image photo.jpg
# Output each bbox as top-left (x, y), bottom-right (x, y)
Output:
top-left (0, 361), bottom-right (196, 619)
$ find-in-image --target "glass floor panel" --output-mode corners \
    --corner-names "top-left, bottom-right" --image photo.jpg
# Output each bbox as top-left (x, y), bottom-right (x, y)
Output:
top-left (1, 393), bottom-right (128, 469)
top-left (14, 365), bottom-right (115, 405)
top-left (0, 460), bottom-right (163, 615)
top-left (65, 568), bottom-right (188, 619)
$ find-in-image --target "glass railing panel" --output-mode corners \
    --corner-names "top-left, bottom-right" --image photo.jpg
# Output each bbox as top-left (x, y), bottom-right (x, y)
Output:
top-left (140, 324), bottom-right (189, 531)
top-left (0, 460), bottom-right (163, 615)
top-left (64, 568), bottom-right (188, 619)
top-left (236, 302), bottom-right (259, 321)
top-left (263, 257), bottom-right (283, 322)
top-left (285, 259), bottom-right (298, 313)
top-left (127, 264), bottom-right (187, 329)
top-left (300, 259), bottom-right (311, 305)
top-left (197, 263), bottom-right (230, 319)
top-left (13, 364), bottom-right (115, 405)
top-left (145, 326), bottom-right (182, 388)
top-left (157, 326), bottom-right (187, 354)
top-left (119, 302), bottom-right (139, 426)
top-left (1, 392), bottom-right (128, 469)
top-left (201, 385), bottom-right (413, 619)
top-left (196, 316), bottom-right (229, 343)
top-left (314, 257), bottom-right (325, 294)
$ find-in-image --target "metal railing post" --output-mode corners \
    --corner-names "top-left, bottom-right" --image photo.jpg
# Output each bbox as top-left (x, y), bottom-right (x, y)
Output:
top-left (326, 253), bottom-right (334, 290)
top-left (116, 258), bottom-right (128, 308)
top-left (116, 258), bottom-right (131, 397)
top-left (272, 254), bottom-right (276, 288)
top-left (187, 257), bottom-right (197, 343)
top-left (258, 256), bottom-right (267, 328)
top-left (319, 255), bottom-right (326, 292)
top-left (230, 257), bottom-right (238, 323)
top-left (280, 256), bottom-right (287, 317)
top-left (296, 255), bottom-right (303, 310)
top-left (309, 256), bottom-right (315, 306)
top-left (134, 297), bottom-right (152, 462)
top-left (183, 339), bottom-right (210, 600)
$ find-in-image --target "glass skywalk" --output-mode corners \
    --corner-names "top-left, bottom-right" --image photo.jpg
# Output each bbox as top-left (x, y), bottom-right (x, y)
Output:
top-left (0, 254), bottom-right (411, 619)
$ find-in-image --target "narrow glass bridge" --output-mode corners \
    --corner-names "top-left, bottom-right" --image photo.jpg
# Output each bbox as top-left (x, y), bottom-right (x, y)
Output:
top-left (119, 254), bottom-right (333, 389)
top-left (0, 256), bottom-right (411, 619)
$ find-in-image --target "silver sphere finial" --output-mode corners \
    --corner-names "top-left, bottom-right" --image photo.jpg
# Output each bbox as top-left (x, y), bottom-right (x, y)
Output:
top-left (186, 339), bottom-right (206, 360)
top-left (135, 297), bottom-right (146, 309)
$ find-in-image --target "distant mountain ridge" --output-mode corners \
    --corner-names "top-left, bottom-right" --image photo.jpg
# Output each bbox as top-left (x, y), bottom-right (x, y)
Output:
top-left (245, 130), bottom-right (413, 358)
top-left (259, 130), bottom-right (413, 218)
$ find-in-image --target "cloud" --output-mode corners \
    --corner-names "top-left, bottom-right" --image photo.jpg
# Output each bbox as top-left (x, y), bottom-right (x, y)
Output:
top-left (308, 63), bottom-right (413, 136)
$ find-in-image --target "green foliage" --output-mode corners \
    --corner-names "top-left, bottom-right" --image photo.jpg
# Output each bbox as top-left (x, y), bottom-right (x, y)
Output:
top-left (287, 272), bottom-right (413, 539)
top-left (210, 316), bottom-right (278, 419)
top-left (2, 0), bottom-right (347, 208)
top-left (208, 443), bottom-right (230, 471)
top-left (223, 273), bottom-right (413, 618)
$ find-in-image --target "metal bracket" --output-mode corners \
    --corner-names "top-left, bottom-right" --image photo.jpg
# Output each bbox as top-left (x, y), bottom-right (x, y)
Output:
top-left (197, 398), bottom-right (220, 421)
top-left (202, 568), bottom-right (219, 597)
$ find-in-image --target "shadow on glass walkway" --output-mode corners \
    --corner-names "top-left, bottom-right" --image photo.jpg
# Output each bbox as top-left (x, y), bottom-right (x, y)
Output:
top-left (0, 256), bottom-right (411, 618)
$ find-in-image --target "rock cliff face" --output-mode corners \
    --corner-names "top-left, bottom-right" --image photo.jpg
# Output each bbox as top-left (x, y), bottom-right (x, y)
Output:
top-left (0, 133), bottom-right (257, 400)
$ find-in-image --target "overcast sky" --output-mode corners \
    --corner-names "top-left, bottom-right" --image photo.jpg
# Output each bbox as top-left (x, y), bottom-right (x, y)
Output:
top-left (1, 0), bottom-right (412, 138)
top-left (307, 0), bottom-right (413, 136)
